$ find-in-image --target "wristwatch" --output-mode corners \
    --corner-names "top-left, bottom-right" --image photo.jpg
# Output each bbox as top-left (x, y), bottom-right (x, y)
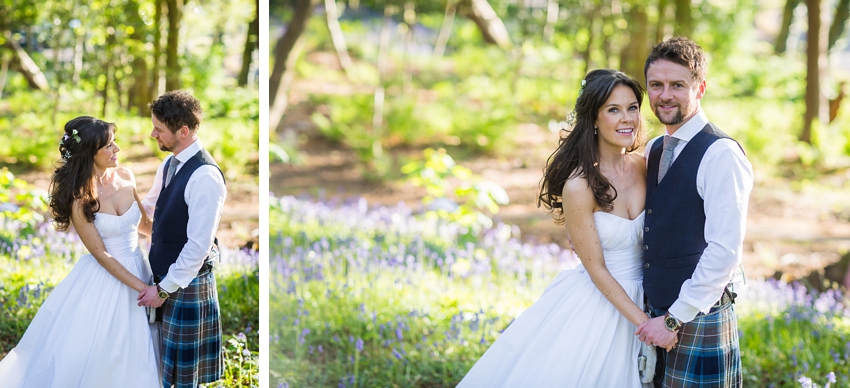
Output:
top-left (156, 284), bottom-right (170, 301)
top-left (664, 312), bottom-right (683, 332)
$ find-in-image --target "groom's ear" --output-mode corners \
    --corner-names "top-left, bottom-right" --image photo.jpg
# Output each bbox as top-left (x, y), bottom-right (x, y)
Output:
top-left (179, 125), bottom-right (190, 137)
top-left (696, 80), bottom-right (707, 100)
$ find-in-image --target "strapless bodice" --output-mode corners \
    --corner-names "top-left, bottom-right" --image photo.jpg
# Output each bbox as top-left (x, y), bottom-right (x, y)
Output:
top-left (93, 202), bottom-right (142, 262)
top-left (591, 211), bottom-right (645, 282)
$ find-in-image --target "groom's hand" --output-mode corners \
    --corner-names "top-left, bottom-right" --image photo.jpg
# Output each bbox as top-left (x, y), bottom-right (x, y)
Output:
top-left (138, 285), bottom-right (165, 308)
top-left (635, 317), bottom-right (678, 351)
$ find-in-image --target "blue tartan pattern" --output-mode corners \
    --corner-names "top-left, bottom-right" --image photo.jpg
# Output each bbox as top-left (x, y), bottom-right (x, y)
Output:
top-left (160, 271), bottom-right (223, 388)
top-left (657, 302), bottom-right (742, 387)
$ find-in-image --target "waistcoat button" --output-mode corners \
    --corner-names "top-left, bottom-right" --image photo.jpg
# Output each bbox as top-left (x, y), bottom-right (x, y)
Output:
top-left (643, 245), bottom-right (649, 251)
top-left (645, 227), bottom-right (650, 232)
top-left (644, 263), bottom-right (650, 268)
top-left (647, 209), bottom-right (652, 215)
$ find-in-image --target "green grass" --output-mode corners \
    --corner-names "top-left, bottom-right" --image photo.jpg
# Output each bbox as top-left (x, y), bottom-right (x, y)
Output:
top-left (271, 196), bottom-right (850, 387)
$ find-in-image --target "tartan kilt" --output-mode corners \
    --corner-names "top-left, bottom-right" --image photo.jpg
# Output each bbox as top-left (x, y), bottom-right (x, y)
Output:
top-left (160, 271), bottom-right (223, 388)
top-left (657, 302), bottom-right (742, 388)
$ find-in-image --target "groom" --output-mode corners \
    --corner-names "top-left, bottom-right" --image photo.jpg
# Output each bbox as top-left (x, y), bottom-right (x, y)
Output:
top-left (635, 37), bottom-right (753, 387)
top-left (138, 90), bottom-right (228, 387)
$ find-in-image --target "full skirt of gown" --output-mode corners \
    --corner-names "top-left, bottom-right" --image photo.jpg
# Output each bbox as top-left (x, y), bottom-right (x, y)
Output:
top-left (457, 211), bottom-right (652, 387)
top-left (0, 203), bottom-right (160, 388)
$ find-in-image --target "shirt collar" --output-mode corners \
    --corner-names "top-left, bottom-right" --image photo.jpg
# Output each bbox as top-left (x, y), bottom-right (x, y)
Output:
top-left (668, 108), bottom-right (708, 143)
top-left (173, 139), bottom-right (204, 164)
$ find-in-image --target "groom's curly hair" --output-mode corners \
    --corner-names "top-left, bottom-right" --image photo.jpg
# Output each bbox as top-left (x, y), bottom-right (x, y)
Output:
top-left (149, 90), bottom-right (203, 133)
top-left (49, 116), bottom-right (115, 231)
top-left (644, 37), bottom-right (707, 83)
top-left (539, 69), bottom-right (645, 225)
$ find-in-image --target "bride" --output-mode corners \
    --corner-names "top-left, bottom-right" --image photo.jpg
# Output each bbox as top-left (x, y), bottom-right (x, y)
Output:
top-left (458, 69), bottom-right (668, 387)
top-left (0, 116), bottom-right (159, 387)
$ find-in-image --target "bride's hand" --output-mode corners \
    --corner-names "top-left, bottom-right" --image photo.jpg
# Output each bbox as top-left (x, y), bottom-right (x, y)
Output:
top-left (636, 316), bottom-right (678, 350)
top-left (137, 285), bottom-right (164, 307)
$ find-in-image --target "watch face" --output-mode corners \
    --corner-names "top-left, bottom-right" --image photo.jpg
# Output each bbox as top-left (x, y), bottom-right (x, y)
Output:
top-left (158, 291), bottom-right (169, 300)
top-left (665, 315), bottom-right (679, 330)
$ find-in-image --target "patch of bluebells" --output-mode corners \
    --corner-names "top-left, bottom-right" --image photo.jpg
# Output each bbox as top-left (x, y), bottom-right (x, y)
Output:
top-left (271, 195), bottom-right (581, 384)
top-left (272, 195), bottom-right (577, 288)
top-left (736, 279), bottom-right (850, 384)
top-left (271, 195), bottom-right (850, 386)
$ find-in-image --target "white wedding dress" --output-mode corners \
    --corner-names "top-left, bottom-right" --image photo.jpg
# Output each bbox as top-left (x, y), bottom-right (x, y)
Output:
top-left (458, 211), bottom-right (652, 387)
top-left (0, 202), bottom-right (160, 387)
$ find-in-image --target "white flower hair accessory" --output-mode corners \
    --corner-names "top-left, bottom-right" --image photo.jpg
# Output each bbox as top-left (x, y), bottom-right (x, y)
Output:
top-left (566, 79), bottom-right (587, 126)
top-left (59, 129), bottom-right (81, 162)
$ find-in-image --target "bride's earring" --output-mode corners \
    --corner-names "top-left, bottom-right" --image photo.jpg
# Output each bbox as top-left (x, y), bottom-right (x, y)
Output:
top-left (594, 126), bottom-right (597, 135)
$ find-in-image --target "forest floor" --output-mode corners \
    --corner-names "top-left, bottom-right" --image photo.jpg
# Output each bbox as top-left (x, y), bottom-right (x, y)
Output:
top-left (273, 100), bottom-right (850, 290)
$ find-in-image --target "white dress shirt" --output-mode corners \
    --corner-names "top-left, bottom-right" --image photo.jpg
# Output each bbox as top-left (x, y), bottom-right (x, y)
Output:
top-left (142, 139), bottom-right (227, 293)
top-left (644, 108), bottom-right (753, 322)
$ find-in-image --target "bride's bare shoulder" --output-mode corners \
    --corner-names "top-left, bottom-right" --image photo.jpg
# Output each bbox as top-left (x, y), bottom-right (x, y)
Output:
top-left (113, 166), bottom-right (136, 182)
top-left (561, 174), bottom-right (595, 205)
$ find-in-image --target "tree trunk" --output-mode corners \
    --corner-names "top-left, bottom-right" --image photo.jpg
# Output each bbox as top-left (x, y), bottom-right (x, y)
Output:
top-left (102, 53), bottom-right (111, 118)
top-left (371, 6), bottom-right (393, 162)
top-left (73, 29), bottom-right (84, 84)
top-left (4, 31), bottom-right (49, 91)
top-left (152, 0), bottom-right (163, 98)
top-left (325, 0), bottom-right (352, 73)
top-left (674, 0), bottom-right (691, 38)
top-left (829, 0), bottom-right (850, 50)
top-left (127, 0), bottom-right (151, 115)
top-left (269, 0), bottom-right (318, 106)
top-left (544, 0), bottom-right (559, 41)
top-left (458, 0), bottom-right (512, 49)
top-left (165, 0), bottom-right (182, 91)
top-left (268, 38), bottom-right (306, 131)
top-left (655, 0), bottom-right (668, 43)
top-left (776, 0), bottom-right (800, 54)
top-left (621, 3), bottom-right (649, 84)
top-left (238, 0), bottom-right (260, 86)
top-left (802, 0), bottom-right (829, 144)
top-left (0, 50), bottom-right (9, 98)
top-left (433, 0), bottom-right (457, 57)
top-left (580, 7), bottom-right (599, 77)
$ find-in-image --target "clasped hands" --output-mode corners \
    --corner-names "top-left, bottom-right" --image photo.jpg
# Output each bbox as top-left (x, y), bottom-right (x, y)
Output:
top-left (137, 285), bottom-right (165, 308)
top-left (635, 316), bottom-right (678, 351)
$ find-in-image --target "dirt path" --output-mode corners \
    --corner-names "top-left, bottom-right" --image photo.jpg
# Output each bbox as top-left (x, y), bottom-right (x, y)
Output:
top-left (273, 108), bottom-right (850, 283)
top-left (18, 150), bottom-right (259, 251)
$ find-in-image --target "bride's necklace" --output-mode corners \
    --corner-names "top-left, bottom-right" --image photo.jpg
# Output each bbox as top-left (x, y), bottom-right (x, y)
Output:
top-left (599, 162), bottom-right (626, 182)
top-left (96, 171), bottom-right (111, 196)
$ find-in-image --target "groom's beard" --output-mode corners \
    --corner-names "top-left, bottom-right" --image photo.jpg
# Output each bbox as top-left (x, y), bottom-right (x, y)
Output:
top-left (654, 102), bottom-right (685, 126)
top-left (158, 138), bottom-right (179, 152)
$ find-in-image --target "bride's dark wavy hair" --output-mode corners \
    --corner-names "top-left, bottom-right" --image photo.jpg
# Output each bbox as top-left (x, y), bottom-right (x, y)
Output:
top-left (49, 116), bottom-right (115, 231)
top-left (538, 69), bottom-right (645, 225)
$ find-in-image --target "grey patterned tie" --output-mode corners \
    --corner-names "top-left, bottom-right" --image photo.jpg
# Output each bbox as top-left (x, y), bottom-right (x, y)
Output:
top-left (165, 158), bottom-right (181, 187)
top-left (658, 136), bottom-right (680, 184)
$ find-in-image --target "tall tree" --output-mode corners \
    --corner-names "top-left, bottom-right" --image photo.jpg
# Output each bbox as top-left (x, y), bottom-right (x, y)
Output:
top-left (776, 0), bottom-right (801, 54)
top-left (4, 31), bottom-right (49, 91)
top-left (433, 0), bottom-right (457, 57)
top-left (621, 2), bottom-right (649, 84)
top-left (165, 0), bottom-right (182, 91)
top-left (269, 0), bottom-right (318, 106)
top-left (580, 4), bottom-right (601, 77)
top-left (325, 0), bottom-right (352, 73)
top-left (127, 0), bottom-right (151, 115)
top-left (828, 0), bottom-right (849, 50)
top-left (802, 0), bottom-right (829, 144)
top-left (152, 0), bottom-right (163, 98)
top-left (457, 0), bottom-right (512, 49)
top-left (655, 0), bottom-right (668, 43)
top-left (674, 0), bottom-right (691, 37)
top-left (239, 0), bottom-right (260, 86)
